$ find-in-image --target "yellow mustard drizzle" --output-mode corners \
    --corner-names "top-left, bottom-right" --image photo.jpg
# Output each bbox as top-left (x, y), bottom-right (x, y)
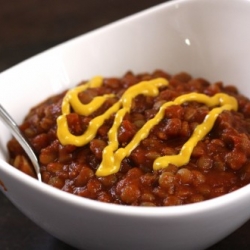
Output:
top-left (153, 93), bottom-right (238, 170)
top-left (57, 77), bottom-right (168, 146)
top-left (61, 76), bottom-right (114, 116)
top-left (56, 77), bottom-right (238, 176)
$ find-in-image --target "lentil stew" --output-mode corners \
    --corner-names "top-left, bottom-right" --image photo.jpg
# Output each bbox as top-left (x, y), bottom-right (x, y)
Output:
top-left (7, 70), bottom-right (250, 206)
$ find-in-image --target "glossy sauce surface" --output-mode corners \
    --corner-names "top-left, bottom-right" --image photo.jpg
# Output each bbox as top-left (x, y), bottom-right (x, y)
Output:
top-left (7, 71), bottom-right (250, 206)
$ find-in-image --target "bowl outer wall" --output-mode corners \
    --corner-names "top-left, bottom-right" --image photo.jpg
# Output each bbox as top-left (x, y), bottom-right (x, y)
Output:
top-left (1, 0), bottom-right (250, 249)
top-left (1, 161), bottom-right (250, 250)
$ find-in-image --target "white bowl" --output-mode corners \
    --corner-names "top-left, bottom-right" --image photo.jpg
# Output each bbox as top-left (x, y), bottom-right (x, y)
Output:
top-left (1, 0), bottom-right (250, 249)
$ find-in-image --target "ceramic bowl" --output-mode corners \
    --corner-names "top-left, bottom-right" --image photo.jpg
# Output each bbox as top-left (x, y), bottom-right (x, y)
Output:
top-left (1, 0), bottom-right (250, 249)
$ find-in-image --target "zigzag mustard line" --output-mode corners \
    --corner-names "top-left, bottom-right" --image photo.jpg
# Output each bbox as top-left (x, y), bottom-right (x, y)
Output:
top-left (56, 76), bottom-right (238, 176)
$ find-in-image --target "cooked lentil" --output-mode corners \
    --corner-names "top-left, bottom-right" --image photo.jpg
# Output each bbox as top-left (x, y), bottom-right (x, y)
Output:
top-left (7, 70), bottom-right (250, 206)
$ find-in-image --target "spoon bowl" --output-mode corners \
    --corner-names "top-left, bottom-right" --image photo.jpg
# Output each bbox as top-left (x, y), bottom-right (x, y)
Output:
top-left (0, 104), bottom-right (41, 181)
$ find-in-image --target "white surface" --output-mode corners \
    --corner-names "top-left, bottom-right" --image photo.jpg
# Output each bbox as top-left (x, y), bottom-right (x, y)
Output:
top-left (1, 0), bottom-right (250, 249)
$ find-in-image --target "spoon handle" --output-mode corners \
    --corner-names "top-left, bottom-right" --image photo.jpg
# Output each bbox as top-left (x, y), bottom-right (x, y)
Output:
top-left (0, 104), bottom-right (41, 181)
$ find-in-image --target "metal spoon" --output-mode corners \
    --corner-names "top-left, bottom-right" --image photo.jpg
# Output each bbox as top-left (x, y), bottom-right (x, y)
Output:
top-left (0, 104), bottom-right (42, 182)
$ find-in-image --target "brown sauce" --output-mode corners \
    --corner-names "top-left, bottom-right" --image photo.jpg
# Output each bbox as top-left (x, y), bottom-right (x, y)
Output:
top-left (7, 70), bottom-right (250, 206)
